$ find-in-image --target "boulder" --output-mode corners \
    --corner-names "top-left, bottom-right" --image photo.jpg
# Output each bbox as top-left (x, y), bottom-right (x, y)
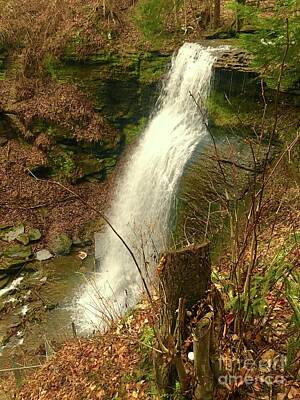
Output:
top-left (28, 228), bottom-right (42, 242)
top-left (49, 233), bottom-right (72, 255)
top-left (0, 258), bottom-right (28, 274)
top-left (3, 244), bottom-right (32, 260)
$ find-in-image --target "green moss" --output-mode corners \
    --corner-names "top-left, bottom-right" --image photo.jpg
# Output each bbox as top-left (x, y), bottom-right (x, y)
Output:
top-left (48, 147), bottom-right (75, 179)
top-left (123, 117), bottom-right (146, 144)
top-left (47, 51), bottom-right (169, 130)
top-left (31, 120), bottom-right (72, 141)
top-left (63, 31), bottom-right (91, 58)
top-left (207, 90), bottom-right (260, 130)
top-left (139, 52), bottom-right (170, 84)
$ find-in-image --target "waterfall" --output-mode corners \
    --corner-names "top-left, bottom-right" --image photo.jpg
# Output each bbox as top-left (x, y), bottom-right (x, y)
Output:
top-left (78, 43), bottom-right (217, 329)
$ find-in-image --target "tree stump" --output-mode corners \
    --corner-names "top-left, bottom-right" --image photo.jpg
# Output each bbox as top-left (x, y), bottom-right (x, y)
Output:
top-left (153, 242), bottom-right (211, 395)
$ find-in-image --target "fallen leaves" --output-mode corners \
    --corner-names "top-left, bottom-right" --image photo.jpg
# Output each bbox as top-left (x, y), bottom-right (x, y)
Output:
top-left (16, 302), bottom-right (155, 400)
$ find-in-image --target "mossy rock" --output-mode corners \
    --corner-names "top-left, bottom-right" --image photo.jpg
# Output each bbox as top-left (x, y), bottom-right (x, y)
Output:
top-left (0, 136), bottom-right (8, 146)
top-left (80, 218), bottom-right (105, 243)
top-left (123, 117), bottom-right (146, 144)
top-left (0, 224), bottom-right (12, 230)
top-left (75, 155), bottom-right (105, 181)
top-left (49, 233), bottom-right (72, 256)
top-left (30, 120), bottom-right (70, 141)
top-left (0, 276), bottom-right (10, 290)
top-left (28, 228), bottom-right (42, 242)
top-left (16, 234), bottom-right (30, 245)
top-left (0, 258), bottom-right (27, 272)
top-left (0, 224), bottom-right (25, 242)
top-left (3, 244), bottom-right (32, 260)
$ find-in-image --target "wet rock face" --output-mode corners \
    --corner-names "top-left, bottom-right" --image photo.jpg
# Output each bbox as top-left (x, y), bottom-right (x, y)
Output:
top-left (214, 48), bottom-right (252, 73)
top-left (50, 51), bottom-right (170, 130)
top-left (213, 48), bottom-right (259, 98)
top-left (17, 51), bottom-right (171, 182)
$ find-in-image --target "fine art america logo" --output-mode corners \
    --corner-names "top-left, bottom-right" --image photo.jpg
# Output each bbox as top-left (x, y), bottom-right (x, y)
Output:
top-left (218, 354), bottom-right (286, 387)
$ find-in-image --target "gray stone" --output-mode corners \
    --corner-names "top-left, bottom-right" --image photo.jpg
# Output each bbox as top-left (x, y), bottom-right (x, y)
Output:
top-left (36, 249), bottom-right (53, 261)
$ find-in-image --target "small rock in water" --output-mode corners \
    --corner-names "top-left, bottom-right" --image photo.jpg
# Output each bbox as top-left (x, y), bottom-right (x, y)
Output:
top-left (36, 249), bottom-right (53, 261)
top-left (188, 352), bottom-right (195, 361)
top-left (78, 251), bottom-right (87, 260)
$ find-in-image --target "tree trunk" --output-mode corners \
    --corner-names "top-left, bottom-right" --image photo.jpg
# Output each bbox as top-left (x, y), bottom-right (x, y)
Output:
top-left (213, 0), bottom-right (221, 29)
top-left (153, 243), bottom-right (211, 396)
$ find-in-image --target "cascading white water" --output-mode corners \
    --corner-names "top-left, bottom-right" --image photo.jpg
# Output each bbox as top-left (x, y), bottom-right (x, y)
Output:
top-left (78, 43), bottom-right (217, 329)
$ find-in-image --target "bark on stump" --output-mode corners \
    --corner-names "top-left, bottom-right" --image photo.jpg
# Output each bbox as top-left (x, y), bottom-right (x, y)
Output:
top-left (153, 243), bottom-right (211, 396)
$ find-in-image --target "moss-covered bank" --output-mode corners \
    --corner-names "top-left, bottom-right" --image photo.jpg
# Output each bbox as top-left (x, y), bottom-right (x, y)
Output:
top-left (48, 51), bottom-right (171, 130)
top-left (2, 51), bottom-right (171, 182)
